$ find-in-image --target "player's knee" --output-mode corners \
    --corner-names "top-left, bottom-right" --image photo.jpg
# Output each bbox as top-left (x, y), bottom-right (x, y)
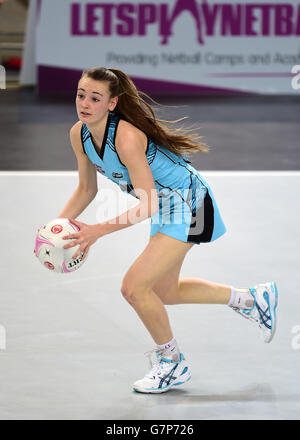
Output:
top-left (120, 281), bottom-right (148, 306)
top-left (120, 283), bottom-right (133, 303)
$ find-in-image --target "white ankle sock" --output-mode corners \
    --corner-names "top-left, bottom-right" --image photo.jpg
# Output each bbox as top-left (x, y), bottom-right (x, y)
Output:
top-left (228, 287), bottom-right (254, 309)
top-left (157, 337), bottom-right (180, 362)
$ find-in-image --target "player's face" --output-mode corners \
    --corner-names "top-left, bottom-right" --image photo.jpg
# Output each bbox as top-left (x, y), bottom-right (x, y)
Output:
top-left (76, 77), bottom-right (117, 124)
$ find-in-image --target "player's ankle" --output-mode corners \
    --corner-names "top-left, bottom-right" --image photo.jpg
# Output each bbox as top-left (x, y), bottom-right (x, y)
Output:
top-left (156, 337), bottom-right (181, 362)
top-left (227, 287), bottom-right (254, 309)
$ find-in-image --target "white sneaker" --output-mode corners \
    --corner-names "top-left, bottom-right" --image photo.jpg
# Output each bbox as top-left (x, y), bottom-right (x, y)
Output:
top-left (232, 281), bottom-right (278, 343)
top-left (133, 349), bottom-right (191, 394)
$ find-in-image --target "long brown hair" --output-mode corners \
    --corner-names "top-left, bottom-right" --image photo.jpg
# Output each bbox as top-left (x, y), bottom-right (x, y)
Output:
top-left (81, 67), bottom-right (209, 158)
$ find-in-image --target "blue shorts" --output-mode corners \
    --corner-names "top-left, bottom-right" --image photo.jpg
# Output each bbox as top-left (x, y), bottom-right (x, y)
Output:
top-left (150, 172), bottom-right (226, 244)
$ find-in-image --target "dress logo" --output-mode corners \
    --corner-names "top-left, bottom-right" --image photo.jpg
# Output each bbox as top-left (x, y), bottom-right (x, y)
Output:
top-left (112, 172), bottom-right (124, 179)
top-left (94, 163), bottom-right (106, 174)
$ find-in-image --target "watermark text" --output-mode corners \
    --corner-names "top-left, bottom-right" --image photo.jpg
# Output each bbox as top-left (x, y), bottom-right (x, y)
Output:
top-left (291, 325), bottom-right (300, 350)
top-left (291, 65), bottom-right (300, 90)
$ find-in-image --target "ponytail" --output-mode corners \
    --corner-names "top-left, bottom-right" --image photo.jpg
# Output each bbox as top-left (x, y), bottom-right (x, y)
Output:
top-left (81, 67), bottom-right (209, 158)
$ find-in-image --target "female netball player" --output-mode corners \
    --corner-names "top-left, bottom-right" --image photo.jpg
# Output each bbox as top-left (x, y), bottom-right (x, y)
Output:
top-left (59, 67), bottom-right (278, 394)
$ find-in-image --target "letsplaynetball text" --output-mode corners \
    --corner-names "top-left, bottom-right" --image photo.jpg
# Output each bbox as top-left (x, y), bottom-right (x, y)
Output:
top-left (291, 325), bottom-right (300, 350)
top-left (0, 325), bottom-right (6, 350)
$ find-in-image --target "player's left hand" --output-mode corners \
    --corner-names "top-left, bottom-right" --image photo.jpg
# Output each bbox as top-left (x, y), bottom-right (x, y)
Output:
top-left (62, 219), bottom-right (102, 260)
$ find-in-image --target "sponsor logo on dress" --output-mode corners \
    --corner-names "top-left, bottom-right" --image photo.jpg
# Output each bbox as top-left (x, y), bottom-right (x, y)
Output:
top-left (94, 163), bottom-right (106, 174)
top-left (112, 172), bottom-right (124, 178)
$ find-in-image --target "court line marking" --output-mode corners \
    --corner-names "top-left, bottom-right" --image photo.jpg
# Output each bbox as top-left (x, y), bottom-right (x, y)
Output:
top-left (0, 171), bottom-right (300, 177)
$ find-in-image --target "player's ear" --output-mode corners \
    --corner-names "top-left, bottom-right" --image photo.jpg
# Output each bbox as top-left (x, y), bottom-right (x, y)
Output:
top-left (109, 96), bottom-right (118, 111)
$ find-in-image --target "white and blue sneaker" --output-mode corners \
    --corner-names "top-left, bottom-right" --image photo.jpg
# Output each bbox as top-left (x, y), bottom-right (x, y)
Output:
top-left (133, 349), bottom-right (191, 394)
top-left (232, 281), bottom-right (278, 343)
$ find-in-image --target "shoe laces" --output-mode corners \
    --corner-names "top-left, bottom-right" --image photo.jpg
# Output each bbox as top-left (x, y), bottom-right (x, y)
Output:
top-left (232, 304), bottom-right (268, 335)
top-left (144, 348), bottom-right (166, 379)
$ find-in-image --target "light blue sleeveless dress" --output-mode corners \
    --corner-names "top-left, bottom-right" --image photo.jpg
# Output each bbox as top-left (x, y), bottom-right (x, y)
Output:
top-left (81, 112), bottom-right (226, 244)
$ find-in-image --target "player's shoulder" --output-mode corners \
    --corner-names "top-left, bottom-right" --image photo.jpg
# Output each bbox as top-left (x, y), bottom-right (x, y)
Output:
top-left (115, 119), bottom-right (148, 166)
top-left (116, 119), bottom-right (146, 147)
top-left (69, 120), bottom-right (84, 154)
top-left (70, 120), bottom-right (83, 139)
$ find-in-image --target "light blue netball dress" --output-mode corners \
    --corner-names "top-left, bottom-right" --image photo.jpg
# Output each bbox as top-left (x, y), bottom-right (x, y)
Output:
top-left (81, 112), bottom-right (226, 244)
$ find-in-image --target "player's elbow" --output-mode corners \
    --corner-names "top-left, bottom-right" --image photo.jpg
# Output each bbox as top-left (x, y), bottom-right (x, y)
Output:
top-left (78, 185), bottom-right (98, 200)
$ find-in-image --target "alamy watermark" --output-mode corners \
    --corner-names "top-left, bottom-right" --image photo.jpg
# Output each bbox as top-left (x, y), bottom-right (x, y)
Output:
top-left (291, 65), bottom-right (300, 90)
top-left (291, 325), bottom-right (300, 350)
top-left (95, 185), bottom-right (206, 236)
top-left (0, 325), bottom-right (6, 350)
top-left (0, 65), bottom-right (6, 90)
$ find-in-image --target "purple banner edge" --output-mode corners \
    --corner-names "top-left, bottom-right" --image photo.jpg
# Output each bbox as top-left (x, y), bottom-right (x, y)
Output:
top-left (37, 65), bottom-right (258, 96)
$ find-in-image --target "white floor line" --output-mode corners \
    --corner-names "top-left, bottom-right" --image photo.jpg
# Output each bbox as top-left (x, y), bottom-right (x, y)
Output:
top-left (0, 171), bottom-right (300, 177)
top-left (0, 171), bottom-right (78, 177)
top-left (202, 171), bottom-right (300, 177)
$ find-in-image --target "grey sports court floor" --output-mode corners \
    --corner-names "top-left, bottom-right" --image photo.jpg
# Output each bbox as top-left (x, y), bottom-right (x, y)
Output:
top-left (0, 88), bottom-right (300, 420)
